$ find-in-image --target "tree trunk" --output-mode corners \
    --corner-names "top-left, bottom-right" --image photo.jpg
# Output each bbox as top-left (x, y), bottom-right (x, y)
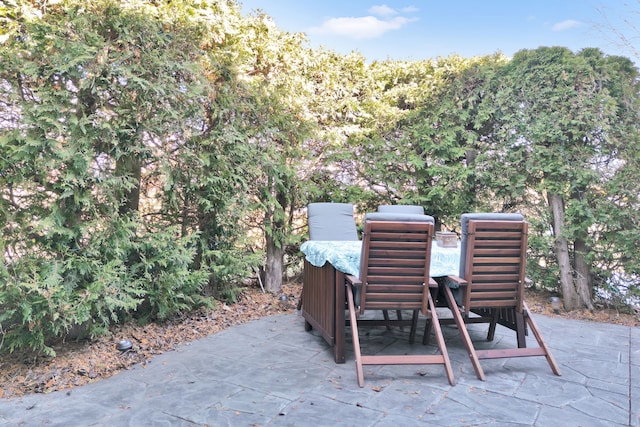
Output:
top-left (264, 231), bottom-right (283, 293)
top-left (196, 210), bottom-right (218, 297)
top-left (262, 186), bottom-right (288, 293)
top-left (115, 154), bottom-right (141, 215)
top-left (574, 238), bottom-right (595, 310)
top-left (547, 192), bottom-right (581, 310)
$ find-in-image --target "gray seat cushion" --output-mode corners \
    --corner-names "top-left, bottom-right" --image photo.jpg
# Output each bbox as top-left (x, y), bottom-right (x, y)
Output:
top-left (377, 205), bottom-right (425, 215)
top-left (307, 203), bottom-right (359, 241)
top-left (365, 212), bottom-right (434, 223)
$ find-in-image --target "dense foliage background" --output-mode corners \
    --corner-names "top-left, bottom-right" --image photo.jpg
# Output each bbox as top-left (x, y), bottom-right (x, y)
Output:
top-left (1, 0), bottom-right (639, 356)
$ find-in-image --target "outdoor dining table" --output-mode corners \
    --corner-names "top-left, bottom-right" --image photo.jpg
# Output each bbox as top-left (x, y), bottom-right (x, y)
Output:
top-left (300, 240), bottom-right (461, 363)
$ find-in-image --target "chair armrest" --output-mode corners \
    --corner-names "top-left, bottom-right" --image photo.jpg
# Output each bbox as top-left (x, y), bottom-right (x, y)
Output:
top-left (346, 274), bottom-right (364, 314)
top-left (346, 274), bottom-right (362, 288)
top-left (445, 275), bottom-right (467, 288)
top-left (428, 277), bottom-right (438, 288)
top-left (444, 275), bottom-right (467, 309)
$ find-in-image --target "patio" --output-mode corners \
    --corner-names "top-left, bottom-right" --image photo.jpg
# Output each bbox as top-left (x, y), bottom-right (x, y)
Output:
top-left (0, 310), bottom-right (638, 426)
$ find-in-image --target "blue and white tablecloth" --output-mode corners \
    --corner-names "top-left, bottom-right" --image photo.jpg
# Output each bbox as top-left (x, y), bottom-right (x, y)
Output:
top-left (300, 240), bottom-right (461, 278)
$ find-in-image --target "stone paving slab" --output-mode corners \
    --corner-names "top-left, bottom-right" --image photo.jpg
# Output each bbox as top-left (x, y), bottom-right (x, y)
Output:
top-left (0, 311), bottom-right (636, 427)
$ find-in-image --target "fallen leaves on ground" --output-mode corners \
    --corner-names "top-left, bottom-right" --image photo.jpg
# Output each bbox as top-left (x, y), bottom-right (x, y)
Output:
top-left (0, 283), bottom-right (300, 399)
top-left (523, 288), bottom-right (640, 326)
top-left (0, 284), bottom-right (637, 399)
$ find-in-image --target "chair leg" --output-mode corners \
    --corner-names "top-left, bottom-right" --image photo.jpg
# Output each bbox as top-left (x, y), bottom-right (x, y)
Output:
top-left (514, 310), bottom-right (527, 348)
top-left (397, 310), bottom-right (405, 331)
top-left (383, 310), bottom-right (392, 330)
top-left (382, 310), bottom-right (407, 331)
top-left (428, 292), bottom-right (455, 385)
top-left (346, 284), bottom-right (456, 387)
top-left (487, 308), bottom-right (498, 341)
top-left (346, 284), bottom-right (365, 387)
top-left (523, 302), bottom-right (562, 376)
top-left (409, 310), bottom-right (419, 344)
top-left (422, 288), bottom-right (437, 345)
top-left (443, 286), bottom-right (485, 381)
top-left (422, 318), bottom-right (433, 345)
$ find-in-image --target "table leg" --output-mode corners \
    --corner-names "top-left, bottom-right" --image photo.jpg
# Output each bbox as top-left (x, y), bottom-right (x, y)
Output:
top-left (334, 269), bottom-right (346, 364)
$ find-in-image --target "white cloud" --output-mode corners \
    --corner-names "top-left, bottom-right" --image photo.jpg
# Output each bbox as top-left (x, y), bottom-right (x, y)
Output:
top-left (369, 5), bottom-right (397, 17)
top-left (309, 16), bottom-right (416, 39)
top-left (552, 19), bottom-right (583, 31)
top-left (401, 6), bottom-right (419, 13)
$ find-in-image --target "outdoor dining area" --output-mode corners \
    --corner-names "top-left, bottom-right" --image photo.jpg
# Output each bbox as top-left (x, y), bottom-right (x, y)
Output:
top-left (299, 202), bottom-right (561, 387)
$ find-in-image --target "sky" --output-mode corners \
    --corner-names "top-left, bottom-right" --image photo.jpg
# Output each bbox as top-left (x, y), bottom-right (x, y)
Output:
top-left (238, 0), bottom-right (639, 64)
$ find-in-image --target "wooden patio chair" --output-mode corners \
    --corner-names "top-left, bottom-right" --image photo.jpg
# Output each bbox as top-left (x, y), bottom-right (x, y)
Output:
top-left (345, 213), bottom-right (455, 387)
top-left (426, 213), bottom-right (561, 380)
